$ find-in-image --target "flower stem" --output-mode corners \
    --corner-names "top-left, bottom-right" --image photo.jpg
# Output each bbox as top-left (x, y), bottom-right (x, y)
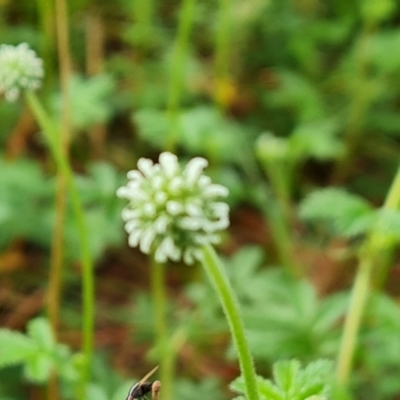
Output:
top-left (25, 91), bottom-right (94, 399)
top-left (336, 256), bottom-right (372, 383)
top-left (336, 163), bottom-right (400, 383)
top-left (265, 199), bottom-right (301, 278)
top-left (150, 260), bottom-right (172, 400)
top-left (200, 244), bottom-right (259, 400)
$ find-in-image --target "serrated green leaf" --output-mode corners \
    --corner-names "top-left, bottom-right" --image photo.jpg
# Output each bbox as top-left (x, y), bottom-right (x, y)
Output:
top-left (289, 119), bottom-right (344, 161)
top-left (134, 108), bottom-right (169, 148)
top-left (231, 360), bottom-right (332, 400)
top-left (27, 317), bottom-right (55, 351)
top-left (0, 330), bottom-right (37, 368)
top-left (24, 353), bottom-right (53, 382)
top-left (298, 383), bottom-right (326, 400)
top-left (273, 360), bottom-right (301, 392)
top-left (266, 70), bottom-right (324, 122)
top-left (300, 188), bottom-right (374, 237)
top-left (298, 360), bottom-right (332, 398)
top-left (257, 378), bottom-right (284, 400)
top-left (231, 375), bottom-right (284, 400)
top-left (51, 74), bottom-right (115, 130)
top-left (313, 292), bottom-right (349, 334)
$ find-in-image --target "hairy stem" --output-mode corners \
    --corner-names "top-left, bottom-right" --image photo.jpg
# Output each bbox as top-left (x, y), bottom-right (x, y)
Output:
top-left (200, 244), bottom-right (259, 400)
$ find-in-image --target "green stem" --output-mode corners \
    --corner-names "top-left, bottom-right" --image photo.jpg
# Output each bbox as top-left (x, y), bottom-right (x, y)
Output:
top-left (374, 164), bottom-right (400, 287)
top-left (257, 150), bottom-right (301, 277)
top-left (265, 161), bottom-right (292, 221)
top-left (25, 91), bottom-right (94, 398)
top-left (264, 200), bottom-right (301, 278)
top-left (166, 0), bottom-right (195, 152)
top-left (383, 164), bottom-right (400, 209)
top-left (36, 0), bottom-right (56, 92)
top-left (336, 257), bottom-right (372, 383)
top-left (200, 244), bottom-right (259, 400)
top-left (150, 260), bottom-right (171, 400)
top-left (336, 163), bottom-right (400, 383)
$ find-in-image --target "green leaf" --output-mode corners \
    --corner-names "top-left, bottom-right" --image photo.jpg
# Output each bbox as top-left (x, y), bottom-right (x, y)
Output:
top-left (257, 378), bottom-right (284, 400)
top-left (134, 108), bottom-right (169, 148)
top-left (231, 360), bottom-right (333, 400)
top-left (265, 70), bottom-right (324, 122)
top-left (0, 330), bottom-right (37, 368)
top-left (273, 360), bottom-right (301, 392)
top-left (369, 31), bottom-right (400, 73)
top-left (298, 360), bottom-right (333, 398)
top-left (230, 375), bottom-right (283, 400)
top-left (24, 353), bottom-right (53, 382)
top-left (51, 74), bottom-right (116, 130)
top-left (299, 188), bottom-right (374, 237)
top-left (27, 317), bottom-right (55, 351)
top-left (313, 292), bottom-right (349, 335)
top-left (289, 119), bottom-right (344, 161)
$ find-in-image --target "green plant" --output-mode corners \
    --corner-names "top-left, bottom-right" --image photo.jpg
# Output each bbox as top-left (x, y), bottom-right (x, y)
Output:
top-left (300, 164), bottom-right (400, 384)
top-left (231, 359), bottom-right (333, 400)
top-left (0, 317), bottom-right (79, 384)
top-left (0, 42), bottom-right (96, 398)
top-left (117, 152), bottom-right (259, 400)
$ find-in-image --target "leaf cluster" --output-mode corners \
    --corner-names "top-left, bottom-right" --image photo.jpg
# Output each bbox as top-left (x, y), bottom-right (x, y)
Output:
top-left (231, 359), bottom-right (333, 400)
top-left (300, 188), bottom-right (400, 242)
top-left (0, 156), bottom-right (126, 261)
top-left (0, 317), bottom-right (79, 383)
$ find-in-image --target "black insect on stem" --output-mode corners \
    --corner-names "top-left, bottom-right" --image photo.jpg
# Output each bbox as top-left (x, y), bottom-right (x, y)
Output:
top-left (126, 366), bottom-right (159, 400)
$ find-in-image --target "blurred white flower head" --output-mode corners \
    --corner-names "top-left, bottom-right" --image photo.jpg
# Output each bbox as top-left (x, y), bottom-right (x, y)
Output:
top-left (0, 43), bottom-right (43, 101)
top-left (117, 152), bottom-right (230, 264)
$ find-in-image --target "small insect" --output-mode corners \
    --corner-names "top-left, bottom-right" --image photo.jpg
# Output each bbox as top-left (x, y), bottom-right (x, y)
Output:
top-left (126, 366), bottom-right (160, 400)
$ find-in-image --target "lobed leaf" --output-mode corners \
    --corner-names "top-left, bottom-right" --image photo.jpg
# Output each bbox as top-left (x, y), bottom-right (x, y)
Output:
top-left (0, 330), bottom-right (37, 368)
top-left (299, 188), bottom-right (374, 237)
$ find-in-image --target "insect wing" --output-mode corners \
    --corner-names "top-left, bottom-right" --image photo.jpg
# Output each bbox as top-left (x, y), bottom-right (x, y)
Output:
top-left (126, 366), bottom-right (159, 400)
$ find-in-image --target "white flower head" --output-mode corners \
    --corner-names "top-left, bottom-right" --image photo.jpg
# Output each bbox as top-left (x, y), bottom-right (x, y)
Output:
top-left (0, 43), bottom-right (44, 102)
top-left (117, 152), bottom-right (230, 264)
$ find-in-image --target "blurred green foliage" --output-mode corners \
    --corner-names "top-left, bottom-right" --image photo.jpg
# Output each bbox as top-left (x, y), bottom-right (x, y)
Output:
top-left (1, 0), bottom-right (400, 399)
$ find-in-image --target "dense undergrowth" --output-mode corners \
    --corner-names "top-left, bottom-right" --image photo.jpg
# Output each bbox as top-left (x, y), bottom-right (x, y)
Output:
top-left (1, 1), bottom-right (400, 400)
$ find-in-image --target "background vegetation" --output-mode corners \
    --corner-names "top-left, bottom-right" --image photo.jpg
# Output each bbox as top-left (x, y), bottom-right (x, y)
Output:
top-left (1, 0), bottom-right (400, 399)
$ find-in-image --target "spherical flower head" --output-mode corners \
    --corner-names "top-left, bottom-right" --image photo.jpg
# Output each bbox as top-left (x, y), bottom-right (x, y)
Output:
top-left (0, 43), bottom-right (44, 102)
top-left (117, 152), bottom-right (230, 265)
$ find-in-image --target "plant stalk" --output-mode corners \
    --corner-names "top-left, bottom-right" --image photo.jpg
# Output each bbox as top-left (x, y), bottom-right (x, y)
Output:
top-left (25, 91), bottom-right (94, 400)
top-left (200, 244), bottom-right (259, 400)
top-left (336, 163), bottom-right (400, 383)
top-left (150, 260), bottom-right (171, 400)
top-left (336, 256), bottom-right (372, 383)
